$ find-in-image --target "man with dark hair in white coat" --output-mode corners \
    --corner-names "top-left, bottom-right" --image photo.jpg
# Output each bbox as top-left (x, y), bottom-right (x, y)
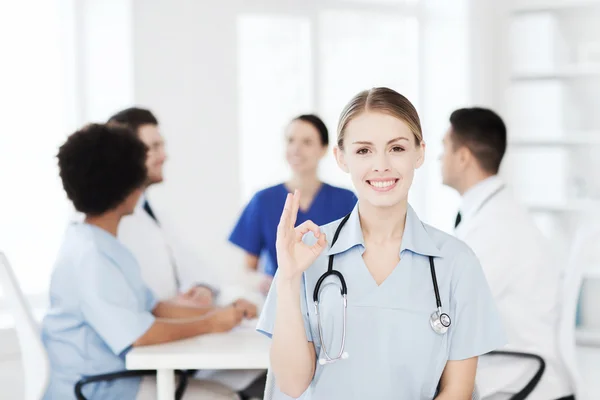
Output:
top-left (440, 107), bottom-right (574, 400)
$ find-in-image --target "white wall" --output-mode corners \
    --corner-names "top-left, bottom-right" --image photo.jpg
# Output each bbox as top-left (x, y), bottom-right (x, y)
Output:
top-left (132, 0), bottom-right (246, 283)
top-left (417, 0), bottom-right (470, 229)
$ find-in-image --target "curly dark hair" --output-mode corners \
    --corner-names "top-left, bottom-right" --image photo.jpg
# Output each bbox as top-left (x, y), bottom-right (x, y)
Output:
top-left (57, 123), bottom-right (148, 215)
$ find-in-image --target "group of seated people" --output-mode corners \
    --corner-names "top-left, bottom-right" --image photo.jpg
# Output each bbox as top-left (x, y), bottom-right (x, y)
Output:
top-left (41, 103), bottom-right (574, 399)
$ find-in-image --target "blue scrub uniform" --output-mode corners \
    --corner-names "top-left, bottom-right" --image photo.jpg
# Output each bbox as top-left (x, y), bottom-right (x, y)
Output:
top-left (41, 223), bottom-right (157, 400)
top-left (229, 183), bottom-right (357, 276)
top-left (257, 203), bottom-right (506, 400)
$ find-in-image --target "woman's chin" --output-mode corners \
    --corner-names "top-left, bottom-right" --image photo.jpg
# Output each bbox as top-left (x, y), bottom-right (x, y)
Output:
top-left (359, 190), bottom-right (407, 209)
top-left (289, 165), bottom-right (316, 176)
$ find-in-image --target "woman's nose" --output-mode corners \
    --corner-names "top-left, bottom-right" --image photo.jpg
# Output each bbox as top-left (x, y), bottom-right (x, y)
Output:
top-left (372, 153), bottom-right (391, 172)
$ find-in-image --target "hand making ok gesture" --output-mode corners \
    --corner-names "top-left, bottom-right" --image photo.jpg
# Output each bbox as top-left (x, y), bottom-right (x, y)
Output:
top-left (275, 190), bottom-right (328, 281)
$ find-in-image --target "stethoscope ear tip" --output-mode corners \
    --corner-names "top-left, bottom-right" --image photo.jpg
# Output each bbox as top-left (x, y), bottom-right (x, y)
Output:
top-left (318, 352), bottom-right (349, 365)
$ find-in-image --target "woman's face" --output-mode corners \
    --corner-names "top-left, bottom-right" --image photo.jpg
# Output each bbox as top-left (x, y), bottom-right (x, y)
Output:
top-left (335, 111), bottom-right (425, 209)
top-left (285, 120), bottom-right (327, 175)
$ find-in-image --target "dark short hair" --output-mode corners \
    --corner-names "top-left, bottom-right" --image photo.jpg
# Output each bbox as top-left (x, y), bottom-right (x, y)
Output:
top-left (293, 114), bottom-right (329, 146)
top-left (449, 107), bottom-right (507, 174)
top-left (57, 123), bottom-right (148, 216)
top-left (107, 107), bottom-right (158, 135)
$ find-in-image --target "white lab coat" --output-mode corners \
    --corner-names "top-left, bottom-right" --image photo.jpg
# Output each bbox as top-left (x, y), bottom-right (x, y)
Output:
top-left (116, 194), bottom-right (223, 300)
top-left (455, 176), bottom-right (572, 400)
top-left (117, 195), bottom-right (186, 300)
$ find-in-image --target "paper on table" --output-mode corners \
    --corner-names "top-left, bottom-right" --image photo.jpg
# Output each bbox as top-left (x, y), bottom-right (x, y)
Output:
top-left (238, 318), bottom-right (259, 329)
top-left (217, 284), bottom-right (266, 311)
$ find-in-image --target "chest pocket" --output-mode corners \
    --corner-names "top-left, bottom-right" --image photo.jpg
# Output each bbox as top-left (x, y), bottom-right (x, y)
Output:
top-left (379, 263), bottom-right (451, 398)
top-left (386, 307), bottom-right (449, 398)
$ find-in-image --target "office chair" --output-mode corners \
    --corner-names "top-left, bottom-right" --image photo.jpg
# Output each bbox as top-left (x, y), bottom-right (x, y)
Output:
top-left (0, 252), bottom-right (50, 400)
top-left (74, 369), bottom-right (189, 400)
top-left (484, 350), bottom-right (546, 400)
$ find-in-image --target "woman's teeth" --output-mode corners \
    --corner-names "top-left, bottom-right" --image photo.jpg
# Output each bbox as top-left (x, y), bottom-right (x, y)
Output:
top-left (369, 180), bottom-right (396, 188)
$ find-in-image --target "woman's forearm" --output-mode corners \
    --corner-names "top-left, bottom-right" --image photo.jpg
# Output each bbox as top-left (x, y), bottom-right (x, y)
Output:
top-left (435, 358), bottom-right (477, 400)
top-left (153, 301), bottom-right (214, 319)
top-left (132, 318), bottom-right (213, 347)
top-left (271, 277), bottom-right (316, 398)
top-left (245, 253), bottom-right (259, 270)
top-left (435, 391), bottom-right (468, 400)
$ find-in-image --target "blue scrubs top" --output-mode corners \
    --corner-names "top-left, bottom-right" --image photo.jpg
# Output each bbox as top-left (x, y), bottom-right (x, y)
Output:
top-left (229, 183), bottom-right (357, 276)
top-left (41, 223), bottom-right (157, 400)
top-left (257, 203), bottom-right (506, 399)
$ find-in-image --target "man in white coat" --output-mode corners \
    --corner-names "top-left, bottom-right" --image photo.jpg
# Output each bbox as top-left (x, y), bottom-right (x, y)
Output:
top-left (440, 107), bottom-right (574, 400)
top-left (107, 107), bottom-right (265, 399)
top-left (107, 107), bottom-right (217, 304)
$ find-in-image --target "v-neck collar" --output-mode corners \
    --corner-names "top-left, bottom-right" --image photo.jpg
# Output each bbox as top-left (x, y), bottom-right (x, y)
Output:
top-left (282, 182), bottom-right (327, 215)
top-left (326, 203), bottom-right (441, 258)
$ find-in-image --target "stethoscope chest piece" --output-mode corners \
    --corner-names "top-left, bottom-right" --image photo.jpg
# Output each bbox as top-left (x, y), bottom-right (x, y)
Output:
top-left (429, 309), bottom-right (451, 335)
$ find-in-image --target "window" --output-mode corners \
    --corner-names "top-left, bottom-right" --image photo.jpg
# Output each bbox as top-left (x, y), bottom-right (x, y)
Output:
top-left (237, 15), bottom-right (313, 202)
top-left (0, 0), bottom-right (77, 302)
top-left (237, 2), bottom-right (421, 203)
top-left (0, 0), bottom-right (134, 311)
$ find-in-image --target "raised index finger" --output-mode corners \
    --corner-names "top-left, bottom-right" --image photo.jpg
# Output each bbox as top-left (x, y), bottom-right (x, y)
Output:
top-left (290, 189), bottom-right (300, 228)
top-left (278, 193), bottom-right (293, 234)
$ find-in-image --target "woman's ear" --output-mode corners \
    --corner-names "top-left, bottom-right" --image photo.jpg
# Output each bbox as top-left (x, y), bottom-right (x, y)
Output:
top-left (320, 145), bottom-right (328, 159)
top-left (415, 140), bottom-right (426, 169)
top-left (333, 146), bottom-right (349, 173)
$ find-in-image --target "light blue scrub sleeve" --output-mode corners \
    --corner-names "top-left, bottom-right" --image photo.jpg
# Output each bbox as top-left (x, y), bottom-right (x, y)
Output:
top-left (77, 251), bottom-right (156, 356)
top-left (256, 271), bottom-right (314, 343)
top-left (448, 246), bottom-right (507, 360)
top-left (144, 284), bottom-right (159, 312)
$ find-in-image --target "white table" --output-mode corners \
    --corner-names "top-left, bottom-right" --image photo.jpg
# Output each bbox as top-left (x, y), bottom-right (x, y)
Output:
top-left (126, 322), bottom-right (270, 400)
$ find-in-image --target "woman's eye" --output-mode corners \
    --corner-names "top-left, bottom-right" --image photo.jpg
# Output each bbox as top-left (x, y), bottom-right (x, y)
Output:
top-left (391, 146), bottom-right (405, 152)
top-left (356, 148), bottom-right (369, 155)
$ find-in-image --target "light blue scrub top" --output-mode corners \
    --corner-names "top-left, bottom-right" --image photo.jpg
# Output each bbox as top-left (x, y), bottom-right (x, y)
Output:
top-left (257, 203), bottom-right (506, 400)
top-left (41, 223), bottom-right (157, 400)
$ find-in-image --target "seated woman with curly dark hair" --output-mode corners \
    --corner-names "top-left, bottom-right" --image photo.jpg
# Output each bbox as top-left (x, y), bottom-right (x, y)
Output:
top-left (41, 123), bottom-right (257, 400)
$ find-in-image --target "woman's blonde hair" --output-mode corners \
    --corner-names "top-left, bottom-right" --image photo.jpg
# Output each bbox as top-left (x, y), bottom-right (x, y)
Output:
top-left (336, 87), bottom-right (423, 150)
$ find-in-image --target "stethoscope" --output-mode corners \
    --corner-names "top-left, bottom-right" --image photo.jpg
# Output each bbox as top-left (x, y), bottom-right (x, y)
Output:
top-left (313, 213), bottom-right (451, 365)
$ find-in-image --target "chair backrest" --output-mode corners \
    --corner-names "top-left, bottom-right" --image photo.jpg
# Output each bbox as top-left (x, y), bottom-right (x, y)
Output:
top-left (556, 222), bottom-right (600, 400)
top-left (0, 252), bottom-right (50, 400)
top-left (262, 368), bottom-right (482, 399)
